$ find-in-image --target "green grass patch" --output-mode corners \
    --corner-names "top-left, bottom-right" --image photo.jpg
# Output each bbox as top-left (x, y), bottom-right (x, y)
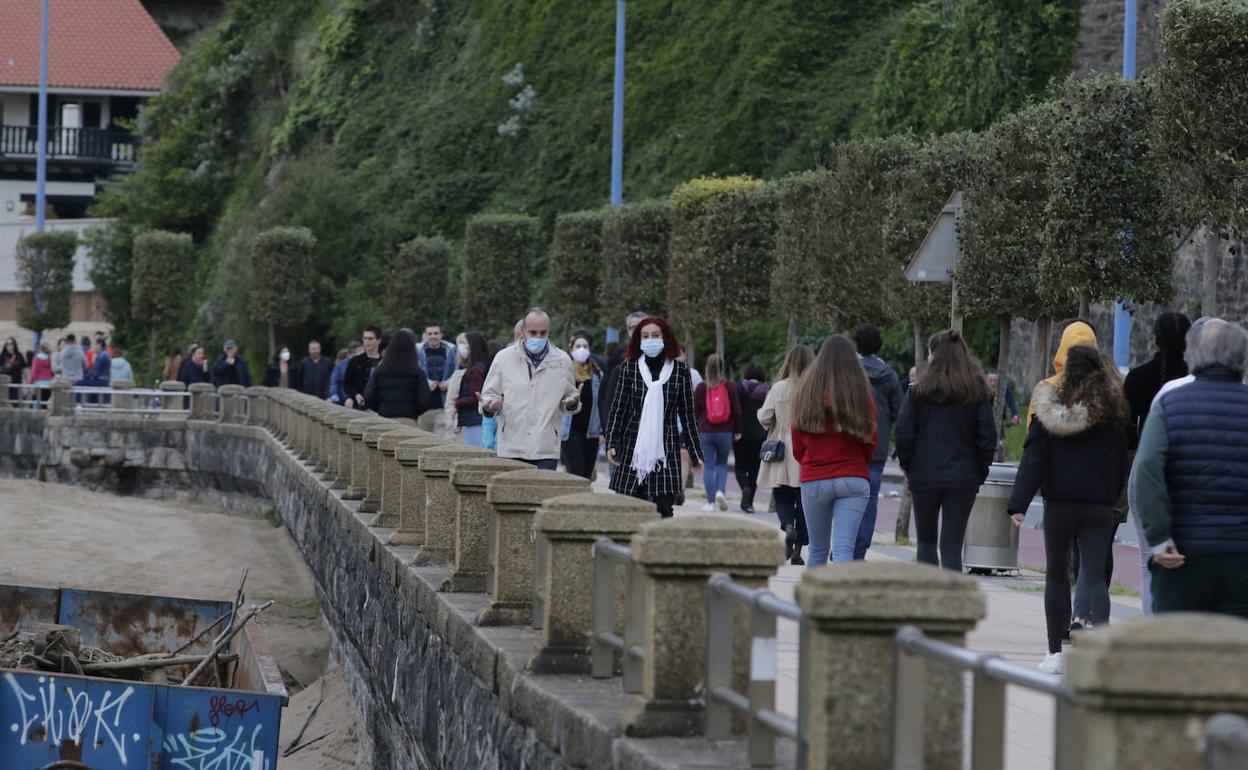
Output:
top-left (1005, 584), bottom-right (1044, 593)
top-left (1109, 583), bottom-right (1141, 598)
top-left (262, 508), bottom-right (283, 528)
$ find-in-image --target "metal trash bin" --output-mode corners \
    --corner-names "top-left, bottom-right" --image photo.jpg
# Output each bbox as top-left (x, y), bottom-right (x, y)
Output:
top-left (962, 463), bottom-right (1019, 573)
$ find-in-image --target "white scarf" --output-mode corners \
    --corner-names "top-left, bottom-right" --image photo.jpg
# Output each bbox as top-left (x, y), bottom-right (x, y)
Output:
top-left (631, 358), bottom-right (674, 483)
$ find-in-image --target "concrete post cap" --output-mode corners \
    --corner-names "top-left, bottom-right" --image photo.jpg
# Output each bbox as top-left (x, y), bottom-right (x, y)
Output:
top-left (1066, 613), bottom-right (1248, 706)
top-left (485, 469), bottom-right (591, 506)
top-left (218, 384), bottom-right (246, 395)
top-left (395, 436), bottom-right (455, 464)
top-left (110, 379), bottom-right (135, 389)
top-left (188, 383), bottom-right (215, 394)
top-left (534, 491), bottom-right (657, 534)
top-left (794, 562), bottom-right (986, 629)
top-left (450, 457), bottom-right (530, 491)
top-left (346, 416), bottom-right (392, 437)
top-left (630, 514), bottom-right (782, 571)
top-left (378, 428), bottom-right (426, 454)
top-left (244, 386), bottom-right (268, 394)
top-left (158, 381), bottom-right (187, 391)
top-left (49, 379), bottom-right (71, 389)
top-left (417, 443), bottom-right (494, 473)
top-left (363, 423), bottom-right (409, 446)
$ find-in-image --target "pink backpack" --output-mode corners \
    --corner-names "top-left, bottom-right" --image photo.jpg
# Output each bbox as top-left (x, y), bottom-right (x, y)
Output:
top-left (706, 383), bottom-right (732, 425)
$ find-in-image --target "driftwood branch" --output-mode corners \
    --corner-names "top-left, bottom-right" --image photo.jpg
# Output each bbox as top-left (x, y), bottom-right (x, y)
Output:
top-left (82, 653), bottom-right (238, 673)
top-left (180, 601), bottom-right (273, 687)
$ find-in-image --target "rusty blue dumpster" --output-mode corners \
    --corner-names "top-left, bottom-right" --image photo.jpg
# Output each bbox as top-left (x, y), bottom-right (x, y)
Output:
top-left (0, 584), bottom-right (288, 770)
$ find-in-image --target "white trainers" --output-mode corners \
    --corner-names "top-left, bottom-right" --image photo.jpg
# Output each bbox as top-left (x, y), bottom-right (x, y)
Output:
top-left (715, 491), bottom-right (728, 511)
top-left (1038, 652), bottom-right (1064, 675)
top-left (700, 503), bottom-right (716, 512)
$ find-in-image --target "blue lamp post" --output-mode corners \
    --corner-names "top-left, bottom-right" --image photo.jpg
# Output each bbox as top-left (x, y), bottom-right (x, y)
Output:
top-left (606, 0), bottom-right (626, 344)
top-left (36, 0), bottom-right (49, 233)
top-left (1113, 0), bottom-right (1137, 370)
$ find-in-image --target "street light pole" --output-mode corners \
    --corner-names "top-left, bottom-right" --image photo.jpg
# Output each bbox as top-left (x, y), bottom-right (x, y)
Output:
top-left (610, 0), bottom-right (625, 208)
top-left (36, 0), bottom-right (49, 232)
top-left (1113, 0), bottom-right (1137, 370)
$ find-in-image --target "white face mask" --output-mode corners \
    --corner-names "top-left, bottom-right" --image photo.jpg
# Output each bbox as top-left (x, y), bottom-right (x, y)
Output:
top-left (457, 342), bottom-right (470, 359)
top-left (571, 347), bottom-right (591, 364)
top-left (280, 350), bottom-right (290, 362)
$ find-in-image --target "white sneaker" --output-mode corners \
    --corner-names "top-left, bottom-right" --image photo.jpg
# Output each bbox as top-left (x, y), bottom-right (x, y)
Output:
top-left (1038, 652), bottom-right (1064, 675)
top-left (715, 491), bottom-right (728, 511)
top-left (700, 503), bottom-right (716, 512)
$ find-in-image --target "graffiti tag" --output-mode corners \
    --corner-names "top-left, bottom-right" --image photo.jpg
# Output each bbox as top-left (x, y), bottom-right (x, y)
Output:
top-left (208, 695), bottom-right (261, 728)
top-left (164, 724), bottom-right (268, 770)
top-left (3, 672), bottom-right (139, 766)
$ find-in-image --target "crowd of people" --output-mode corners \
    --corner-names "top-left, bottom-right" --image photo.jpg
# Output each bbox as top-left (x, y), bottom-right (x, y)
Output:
top-left (1, 331), bottom-right (134, 401)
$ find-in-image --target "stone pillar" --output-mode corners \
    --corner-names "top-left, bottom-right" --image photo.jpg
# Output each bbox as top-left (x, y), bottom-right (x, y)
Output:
top-left (188, 383), bottom-right (215, 419)
top-left (389, 436), bottom-right (453, 547)
top-left (330, 410), bottom-right (358, 490)
top-left (527, 492), bottom-right (655, 672)
top-left (293, 397), bottom-right (315, 460)
top-left (319, 405), bottom-right (349, 481)
top-left (0, 374), bottom-right (11, 408)
top-left (109, 379), bottom-right (135, 411)
top-left (1064, 614), bottom-right (1248, 770)
top-left (49, 379), bottom-right (73, 416)
top-left (441, 457), bottom-right (530, 591)
top-left (620, 515), bottom-right (782, 737)
top-left (305, 402), bottom-right (336, 474)
top-left (158, 380), bottom-right (187, 420)
top-left (412, 443), bottom-right (493, 565)
top-left (477, 470), bottom-right (592, 626)
top-left (244, 386), bottom-right (268, 426)
top-left (344, 416), bottom-right (389, 500)
top-left (218, 384), bottom-right (245, 423)
top-left (360, 422), bottom-right (403, 515)
top-left (374, 428), bottom-right (427, 528)
top-left (795, 562), bottom-right (986, 769)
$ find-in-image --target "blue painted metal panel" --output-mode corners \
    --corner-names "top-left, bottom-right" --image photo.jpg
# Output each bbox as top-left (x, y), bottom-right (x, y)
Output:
top-left (158, 686), bottom-right (283, 770)
top-left (58, 589), bottom-right (231, 660)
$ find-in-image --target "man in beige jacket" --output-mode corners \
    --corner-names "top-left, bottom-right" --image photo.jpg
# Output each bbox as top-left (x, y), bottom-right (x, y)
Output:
top-left (480, 308), bottom-right (581, 469)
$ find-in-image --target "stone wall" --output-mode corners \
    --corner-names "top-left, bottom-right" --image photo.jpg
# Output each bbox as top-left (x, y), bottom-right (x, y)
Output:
top-left (1074, 0), bottom-right (1168, 77)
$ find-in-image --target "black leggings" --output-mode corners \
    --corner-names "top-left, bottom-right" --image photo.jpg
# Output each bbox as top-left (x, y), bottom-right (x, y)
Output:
top-left (772, 485), bottom-right (809, 545)
top-left (734, 439), bottom-right (762, 491)
top-left (1044, 504), bottom-right (1113, 653)
top-left (911, 488), bottom-right (977, 572)
top-left (561, 430), bottom-right (599, 480)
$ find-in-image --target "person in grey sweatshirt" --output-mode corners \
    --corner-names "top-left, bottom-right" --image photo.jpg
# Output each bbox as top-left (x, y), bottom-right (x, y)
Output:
top-left (854, 324), bottom-right (903, 560)
top-left (59, 334), bottom-right (87, 384)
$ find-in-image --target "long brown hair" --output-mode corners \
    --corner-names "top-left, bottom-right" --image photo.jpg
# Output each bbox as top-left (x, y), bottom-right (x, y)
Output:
top-left (705, 353), bottom-right (725, 388)
top-left (777, 345), bottom-right (814, 382)
top-left (912, 329), bottom-right (992, 405)
top-left (1060, 345), bottom-right (1130, 429)
top-left (791, 335), bottom-right (875, 442)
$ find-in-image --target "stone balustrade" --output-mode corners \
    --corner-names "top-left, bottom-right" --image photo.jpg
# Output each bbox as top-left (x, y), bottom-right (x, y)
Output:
top-left (373, 427), bottom-right (427, 527)
top-left (157, 379), bottom-right (186, 419)
top-left (218, 383), bottom-right (246, 424)
top-left (109, 379), bottom-right (135, 411)
top-left (412, 443), bottom-right (493, 565)
top-left (188, 383), bottom-right (215, 419)
top-left (442, 456), bottom-right (529, 591)
top-left (345, 416), bottom-right (392, 501)
top-left (389, 435), bottom-right (454, 547)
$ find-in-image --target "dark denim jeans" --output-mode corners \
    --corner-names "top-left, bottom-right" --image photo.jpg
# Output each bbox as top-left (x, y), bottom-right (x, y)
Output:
top-left (855, 460), bottom-right (886, 560)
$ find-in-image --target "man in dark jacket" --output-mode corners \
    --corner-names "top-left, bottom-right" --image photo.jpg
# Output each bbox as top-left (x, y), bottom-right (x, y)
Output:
top-left (1134, 318), bottom-right (1248, 617)
top-left (211, 340), bottom-right (253, 387)
top-left (854, 324), bottom-right (902, 560)
top-left (343, 326), bottom-right (383, 409)
top-left (298, 339), bottom-right (335, 400)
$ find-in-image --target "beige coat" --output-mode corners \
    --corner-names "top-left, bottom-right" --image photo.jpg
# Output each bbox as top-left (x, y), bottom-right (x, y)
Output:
top-left (443, 367), bottom-right (467, 431)
top-left (757, 378), bottom-right (801, 489)
top-left (480, 343), bottom-right (580, 461)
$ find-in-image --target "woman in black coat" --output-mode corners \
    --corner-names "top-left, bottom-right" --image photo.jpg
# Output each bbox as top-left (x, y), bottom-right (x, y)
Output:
top-left (364, 329), bottom-right (432, 424)
top-left (1008, 345), bottom-right (1130, 675)
top-left (605, 317), bottom-right (703, 518)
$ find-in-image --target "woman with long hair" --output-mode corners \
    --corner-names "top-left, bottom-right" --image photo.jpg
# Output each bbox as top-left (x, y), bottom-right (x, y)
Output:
top-left (364, 329), bottom-right (432, 424)
top-left (560, 331), bottom-right (603, 479)
top-left (162, 346), bottom-right (183, 384)
top-left (451, 331), bottom-right (490, 447)
top-left (734, 362), bottom-right (770, 512)
top-left (0, 336), bottom-right (26, 387)
top-left (895, 329), bottom-right (996, 571)
top-left (1008, 345), bottom-right (1130, 674)
top-left (758, 345), bottom-right (815, 564)
top-left (790, 335), bottom-right (878, 565)
top-left (605, 317), bottom-right (703, 518)
top-left (694, 353), bottom-right (741, 511)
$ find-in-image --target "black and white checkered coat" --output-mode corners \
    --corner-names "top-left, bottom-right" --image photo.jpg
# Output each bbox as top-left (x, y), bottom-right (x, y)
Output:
top-left (606, 358), bottom-right (704, 498)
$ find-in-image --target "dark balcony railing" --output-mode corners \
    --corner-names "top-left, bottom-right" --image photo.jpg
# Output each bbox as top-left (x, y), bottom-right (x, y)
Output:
top-left (0, 124), bottom-right (137, 163)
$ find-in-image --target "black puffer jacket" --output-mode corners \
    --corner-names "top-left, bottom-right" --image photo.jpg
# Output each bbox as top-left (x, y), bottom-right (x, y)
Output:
top-left (895, 388), bottom-right (995, 491)
top-left (363, 370), bottom-right (432, 420)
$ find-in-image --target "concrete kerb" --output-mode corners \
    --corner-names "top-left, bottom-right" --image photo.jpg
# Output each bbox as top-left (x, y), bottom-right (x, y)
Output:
top-left (620, 514), bottom-right (783, 738)
top-left (442, 457), bottom-right (530, 592)
top-left (369, 426), bottom-right (428, 526)
top-left (794, 561), bottom-right (986, 770)
top-left (528, 491), bottom-right (656, 674)
top-left (344, 416), bottom-right (392, 500)
top-left (389, 436), bottom-right (453, 547)
top-left (412, 443), bottom-right (495, 565)
top-left (478, 470), bottom-right (594, 627)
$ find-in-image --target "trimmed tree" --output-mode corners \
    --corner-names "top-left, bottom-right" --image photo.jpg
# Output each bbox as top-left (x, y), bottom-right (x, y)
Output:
top-left (383, 235), bottom-right (452, 330)
top-left (132, 230), bottom-right (194, 376)
top-left (598, 200), bottom-right (670, 329)
top-left (702, 183), bottom-right (779, 361)
top-left (249, 226), bottom-right (316, 359)
top-left (771, 169), bottom-right (833, 347)
top-left (548, 210), bottom-right (605, 334)
top-left (462, 213), bottom-right (543, 338)
top-left (15, 230), bottom-right (78, 346)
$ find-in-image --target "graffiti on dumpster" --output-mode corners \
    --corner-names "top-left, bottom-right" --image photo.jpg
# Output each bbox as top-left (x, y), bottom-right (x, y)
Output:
top-left (208, 695), bottom-right (261, 728)
top-left (163, 724), bottom-right (268, 770)
top-left (3, 672), bottom-right (140, 765)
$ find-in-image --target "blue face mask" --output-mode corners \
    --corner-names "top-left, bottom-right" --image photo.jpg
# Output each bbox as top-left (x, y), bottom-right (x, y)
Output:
top-left (640, 339), bottom-right (665, 359)
top-left (524, 336), bottom-right (548, 356)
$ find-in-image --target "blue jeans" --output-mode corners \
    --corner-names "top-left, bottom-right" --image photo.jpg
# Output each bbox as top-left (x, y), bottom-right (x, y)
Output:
top-left (801, 476), bottom-right (871, 566)
top-left (461, 425), bottom-right (483, 447)
top-left (702, 432), bottom-right (733, 501)
top-left (855, 460), bottom-right (886, 560)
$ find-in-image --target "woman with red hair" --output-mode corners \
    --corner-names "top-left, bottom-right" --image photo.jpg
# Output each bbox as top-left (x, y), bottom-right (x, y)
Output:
top-left (605, 317), bottom-right (703, 517)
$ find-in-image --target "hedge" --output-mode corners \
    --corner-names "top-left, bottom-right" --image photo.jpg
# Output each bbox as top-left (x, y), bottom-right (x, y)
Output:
top-left (771, 170), bottom-right (832, 337)
top-left (250, 226), bottom-right (316, 355)
top-left (598, 200), bottom-right (671, 328)
top-left (15, 230), bottom-right (78, 336)
top-left (548, 210), bottom-right (605, 332)
top-left (132, 231), bottom-right (193, 325)
top-left (383, 235), bottom-right (452, 330)
top-left (461, 213), bottom-right (544, 338)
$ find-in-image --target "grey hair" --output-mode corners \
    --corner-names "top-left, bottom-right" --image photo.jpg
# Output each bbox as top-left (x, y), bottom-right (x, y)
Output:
top-left (1185, 318), bottom-right (1248, 375)
top-left (521, 307), bottom-right (549, 328)
top-left (625, 310), bottom-right (649, 327)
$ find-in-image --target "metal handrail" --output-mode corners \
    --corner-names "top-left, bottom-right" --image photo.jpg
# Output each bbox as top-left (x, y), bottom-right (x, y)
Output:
top-left (705, 572), bottom-right (802, 768)
top-left (892, 625), bottom-right (1081, 770)
top-left (590, 538), bottom-right (645, 692)
top-left (1206, 713), bottom-right (1248, 770)
top-left (3, 383), bottom-right (190, 414)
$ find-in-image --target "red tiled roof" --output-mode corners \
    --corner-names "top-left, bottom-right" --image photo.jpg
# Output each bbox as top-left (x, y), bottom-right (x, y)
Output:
top-left (0, 0), bottom-right (181, 91)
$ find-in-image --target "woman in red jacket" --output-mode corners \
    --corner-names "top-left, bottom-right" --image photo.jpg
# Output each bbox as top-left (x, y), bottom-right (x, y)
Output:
top-left (791, 335), bottom-right (878, 565)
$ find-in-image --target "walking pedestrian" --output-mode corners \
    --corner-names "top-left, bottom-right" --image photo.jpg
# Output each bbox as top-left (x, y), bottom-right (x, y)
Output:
top-left (263, 346), bottom-right (298, 389)
top-left (481, 339), bottom-right (503, 451)
top-left (895, 329), bottom-right (996, 572)
top-left (1008, 345), bottom-right (1130, 674)
top-left (162, 347), bottom-right (183, 384)
top-left (480, 308), bottom-right (581, 469)
top-left (599, 311), bottom-right (649, 430)
top-left (212, 340), bottom-right (253, 387)
top-left (178, 344), bottom-right (210, 386)
top-left (328, 342), bottom-right (361, 404)
top-left (109, 348), bottom-right (134, 383)
top-left (0, 337), bottom-right (26, 387)
top-left (86, 337), bottom-right (111, 386)
top-left (60, 334), bottom-right (86, 385)
top-left (417, 325), bottom-right (458, 436)
top-left (733, 363), bottom-right (769, 513)
top-left (604, 316), bottom-right (703, 518)
top-left (694, 354), bottom-right (741, 511)
top-left (854, 323), bottom-right (902, 559)
top-left (758, 344), bottom-right (814, 564)
top-left (790, 335), bottom-right (878, 566)
top-left (298, 339), bottom-right (334, 399)
top-left (363, 329), bottom-right (433, 424)
top-left (451, 332), bottom-right (489, 447)
top-left (1134, 318), bottom-right (1248, 618)
top-left (560, 331), bottom-right (603, 480)
top-left (343, 326), bottom-right (383, 409)
top-left (28, 344), bottom-right (53, 386)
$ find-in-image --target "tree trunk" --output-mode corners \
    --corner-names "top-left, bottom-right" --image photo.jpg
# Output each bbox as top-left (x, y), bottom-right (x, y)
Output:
top-left (912, 320), bottom-right (928, 373)
top-left (1203, 224), bottom-right (1221, 318)
top-left (715, 315), bottom-right (725, 363)
top-left (1078, 294), bottom-right (1092, 321)
top-left (268, 322), bottom-right (276, 361)
top-left (787, 312), bottom-right (798, 350)
top-left (895, 480), bottom-right (912, 545)
top-left (1028, 316), bottom-right (1054, 387)
top-left (994, 315), bottom-right (1011, 462)
top-left (149, 332), bottom-right (158, 385)
top-left (683, 327), bottom-right (696, 370)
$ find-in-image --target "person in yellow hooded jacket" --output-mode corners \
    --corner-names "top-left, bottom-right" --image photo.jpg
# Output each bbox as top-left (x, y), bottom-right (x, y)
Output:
top-left (1026, 320), bottom-right (1099, 427)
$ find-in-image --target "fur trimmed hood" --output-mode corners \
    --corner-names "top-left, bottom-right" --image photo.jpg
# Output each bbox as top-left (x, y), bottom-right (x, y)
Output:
top-left (1030, 377), bottom-right (1128, 436)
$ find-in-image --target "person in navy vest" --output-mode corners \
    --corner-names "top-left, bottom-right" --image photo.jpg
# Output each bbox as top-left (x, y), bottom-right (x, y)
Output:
top-left (1133, 318), bottom-right (1248, 618)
